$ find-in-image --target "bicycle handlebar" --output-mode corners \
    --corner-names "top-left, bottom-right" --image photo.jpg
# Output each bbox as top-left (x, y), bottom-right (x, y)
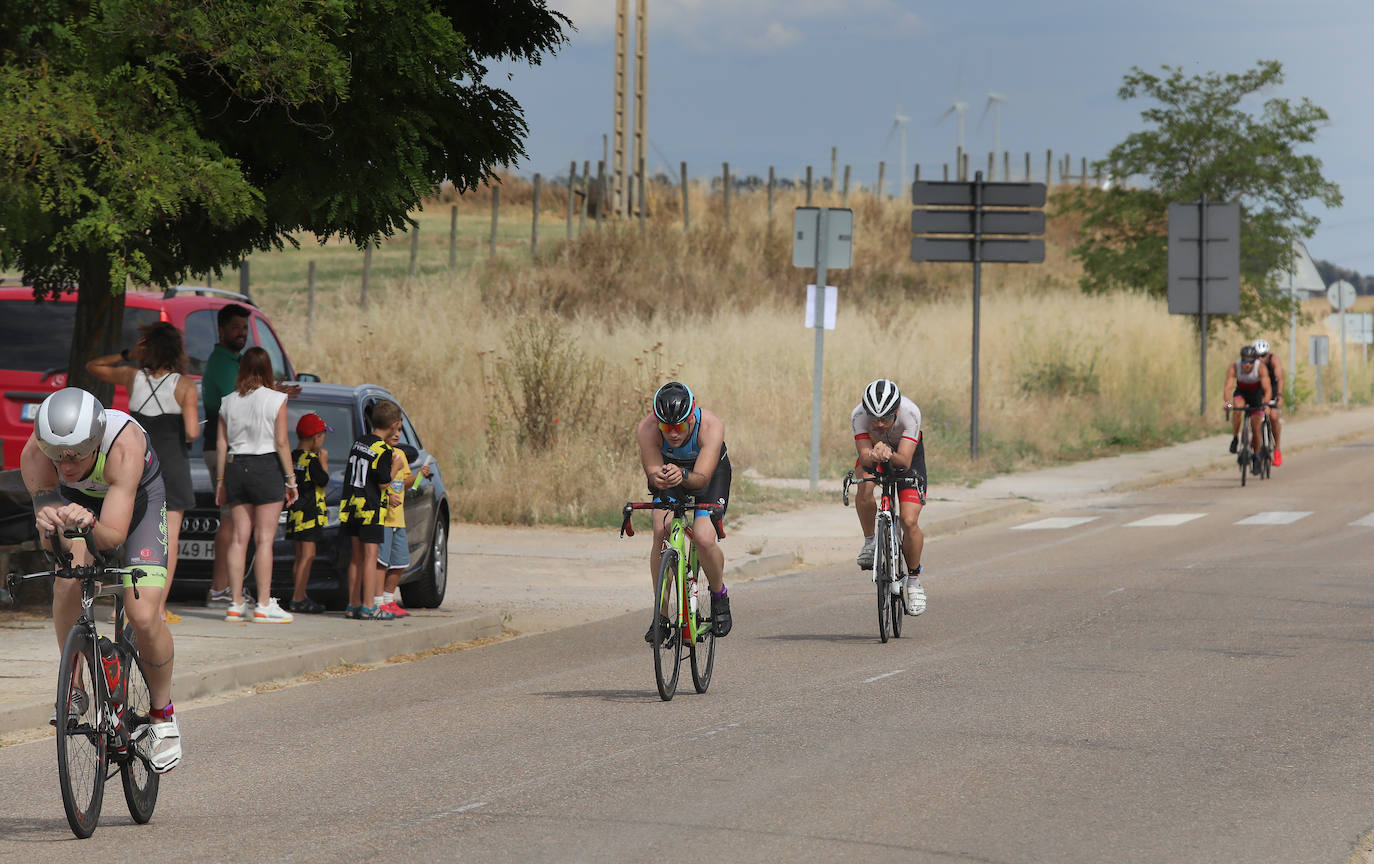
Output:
top-left (620, 500), bottom-right (726, 540)
top-left (4, 528), bottom-right (145, 605)
top-left (841, 465), bottom-right (901, 507)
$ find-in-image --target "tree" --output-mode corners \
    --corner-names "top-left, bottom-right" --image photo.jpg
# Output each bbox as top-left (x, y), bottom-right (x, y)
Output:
top-left (1064, 60), bottom-right (1342, 333)
top-left (0, 0), bottom-right (569, 399)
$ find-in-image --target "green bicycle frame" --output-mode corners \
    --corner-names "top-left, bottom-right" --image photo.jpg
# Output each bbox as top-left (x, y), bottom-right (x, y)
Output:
top-left (659, 514), bottom-right (705, 644)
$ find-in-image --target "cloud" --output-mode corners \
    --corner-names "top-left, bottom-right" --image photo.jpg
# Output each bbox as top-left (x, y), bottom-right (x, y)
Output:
top-left (551, 0), bottom-right (922, 52)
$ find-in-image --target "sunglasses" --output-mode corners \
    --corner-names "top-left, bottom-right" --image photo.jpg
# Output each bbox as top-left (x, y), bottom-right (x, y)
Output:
top-left (658, 419), bottom-right (693, 437)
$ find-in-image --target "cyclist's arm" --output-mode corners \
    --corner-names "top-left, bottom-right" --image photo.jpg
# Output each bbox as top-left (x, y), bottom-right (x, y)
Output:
top-left (19, 435), bottom-right (64, 538)
top-left (680, 410), bottom-right (724, 490)
top-left (1269, 360), bottom-right (1284, 402)
top-left (889, 433), bottom-right (919, 471)
top-left (635, 414), bottom-right (668, 482)
top-left (1261, 372), bottom-right (1272, 403)
top-left (1222, 365), bottom-right (1237, 403)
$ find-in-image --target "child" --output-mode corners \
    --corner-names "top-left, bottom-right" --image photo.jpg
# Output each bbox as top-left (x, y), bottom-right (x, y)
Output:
top-left (340, 400), bottom-right (403, 620)
top-left (286, 413), bottom-right (331, 614)
top-left (377, 426), bottom-right (434, 618)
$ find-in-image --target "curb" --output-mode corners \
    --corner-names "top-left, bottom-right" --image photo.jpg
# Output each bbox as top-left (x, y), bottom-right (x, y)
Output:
top-left (727, 552), bottom-right (801, 582)
top-left (0, 612), bottom-right (504, 737)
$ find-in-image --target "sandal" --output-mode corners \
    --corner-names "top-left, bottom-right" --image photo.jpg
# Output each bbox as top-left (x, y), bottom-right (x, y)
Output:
top-left (358, 605), bottom-right (396, 621)
top-left (288, 598), bottom-right (327, 614)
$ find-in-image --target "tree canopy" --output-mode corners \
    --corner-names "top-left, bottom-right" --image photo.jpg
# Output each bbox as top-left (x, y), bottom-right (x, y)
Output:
top-left (1063, 60), bottom-right (1341, 332)
top-left (0, 0), bottom-right (569, 393)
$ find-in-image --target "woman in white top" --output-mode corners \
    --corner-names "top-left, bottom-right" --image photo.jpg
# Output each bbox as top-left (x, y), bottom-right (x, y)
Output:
top-left (87, 322), bottom-right (200, 624)
top-left (215, 347), bottom-right (299, 623)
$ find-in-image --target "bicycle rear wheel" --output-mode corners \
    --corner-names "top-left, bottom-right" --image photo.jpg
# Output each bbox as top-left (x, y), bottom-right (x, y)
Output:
top-left (117, 627), bottom-right (159, 824)
top-left (689, 568), bottom-right (716, 694)
top-left (889, 530), bottom-right (904, 639)
top-left (1239, 436), bottom-right (1250, 487)
top-left (653, 551), bottom-right (683, 701)
top-left (56, 625), bottom-right (106, 838)
top-left (875, 515), bottom-right (892, 643)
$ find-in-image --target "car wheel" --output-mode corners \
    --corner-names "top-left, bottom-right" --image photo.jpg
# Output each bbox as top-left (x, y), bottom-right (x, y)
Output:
top-left (402, 513), bottom-right (447, 609)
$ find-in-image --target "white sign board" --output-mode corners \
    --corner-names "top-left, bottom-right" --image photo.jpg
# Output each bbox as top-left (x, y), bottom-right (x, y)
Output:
top-left (1310, 334), bottom-right (1329, 366)
top-left (804, 285), bottom-right (837, 330)
top-left (1323, 313), bottom-right (1374, 345)
top-left (1327, 279), bottom-right (1357, 311)
top-left (792, 207), bottom-right (854, 270)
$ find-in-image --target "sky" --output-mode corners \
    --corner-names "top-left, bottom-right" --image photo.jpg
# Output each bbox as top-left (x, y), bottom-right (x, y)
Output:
top-left (494, 0), bottom-right (1374, 272)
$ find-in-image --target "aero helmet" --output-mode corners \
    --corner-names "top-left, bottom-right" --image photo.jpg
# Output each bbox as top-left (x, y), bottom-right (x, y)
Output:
top-left (35, 388), bottom-right (105, 461)
top-left (862, 378), bottom-right (901, 419)
top-left (653, 382), bottom-right (695, 425)
top-left (1240, 345), bottom-right (1259, 361)
top-left (1252, 338), bottom-right (1270, 356)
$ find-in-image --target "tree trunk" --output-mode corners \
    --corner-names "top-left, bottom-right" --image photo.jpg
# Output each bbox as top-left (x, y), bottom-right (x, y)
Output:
top-left (67, 262), bottom-right (125, 407)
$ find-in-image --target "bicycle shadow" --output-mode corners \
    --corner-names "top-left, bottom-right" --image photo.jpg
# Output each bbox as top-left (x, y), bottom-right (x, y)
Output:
top-left (0, 816), bottom-right (86, 841)
top-left (535, 688), bottom-right (659, 703)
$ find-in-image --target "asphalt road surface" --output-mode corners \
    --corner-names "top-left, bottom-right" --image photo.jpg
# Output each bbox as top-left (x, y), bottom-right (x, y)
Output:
top-left (2, 439), bottom-right (1373, 863)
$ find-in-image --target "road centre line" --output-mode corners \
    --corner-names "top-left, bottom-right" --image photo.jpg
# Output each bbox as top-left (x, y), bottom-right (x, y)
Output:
top-left (863, 670), bottom-right (906, 684)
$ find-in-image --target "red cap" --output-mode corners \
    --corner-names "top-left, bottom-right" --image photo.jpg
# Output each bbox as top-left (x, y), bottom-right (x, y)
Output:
top-left (296, 413), bottom-right (333, 438)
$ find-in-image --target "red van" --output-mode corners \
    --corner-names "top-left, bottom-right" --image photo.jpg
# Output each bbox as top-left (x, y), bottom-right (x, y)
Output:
top-left (0, 283), bottom-right (302, 469)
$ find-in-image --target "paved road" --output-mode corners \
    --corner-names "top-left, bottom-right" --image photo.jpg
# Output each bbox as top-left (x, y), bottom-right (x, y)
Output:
top-left (2, 437), bottom-right (1372, 862)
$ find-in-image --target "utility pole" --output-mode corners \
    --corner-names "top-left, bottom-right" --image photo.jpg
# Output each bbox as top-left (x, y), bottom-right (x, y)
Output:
top-left (633, 0), bottom-right (648, 218)
top-left (612, 0), bottom-right (629, 216)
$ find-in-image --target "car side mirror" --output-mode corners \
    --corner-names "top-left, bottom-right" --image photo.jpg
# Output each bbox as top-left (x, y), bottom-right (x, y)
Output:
top-left (396, 443), bottom-right (419, 462)
top-left (295, 372), bottom-right (322, 382)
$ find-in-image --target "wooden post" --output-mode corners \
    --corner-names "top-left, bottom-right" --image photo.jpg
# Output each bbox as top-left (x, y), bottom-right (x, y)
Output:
top-left (877, 161), bottom-right (886, 199)
top-left (1064, 152), bottom-right (1071, 183)
top-left (842, 164), bottom-right (851, 205)
top-left (831, 146), bottom-right (837, 192)
top-left (448, 204), bottom-right (458, 269)
top-left (1025, 152), bottom-right (1031, 182)
top-left (566, 160), bottom-right (576, 240)
top-left (987, 152), bottom-right (994, 179)
top-left (767, 166), bottom-right (775, 223)
top-left (962, 153), bottom-right (969, 182)
top-left (360, 242), bottom-right (372, 309)
top-left (1046, 149), bottom-right (1052, 185)
top-left (914, 164), bottom-right (920, 183)
top-left (579, 160), bottom-right (590, 233)
top-left (306, 260), bottom-right (316, 344)
top-left (490, 186), bottom-right (499, 256)
top-left (407, 224), bottom-right (420, 282)
top-left (680, 161), bottom-right (689, 232)
top-left (722, 162), bottom-right (731, 231)
top-left (805, 166), bottom-right (813, 205)
top-left (531, 173), bottom-right (541, 256)
top-left (595, 160), bottom-right (606, 227)
top-left (1080, 156), bottom-right (1087, 187)
top-left (943, 164), bottom-right (949, 181)
top-left (1003, 151), bottom-right (1009, 182)
top-left (638, 163), bottom-right (646, 234)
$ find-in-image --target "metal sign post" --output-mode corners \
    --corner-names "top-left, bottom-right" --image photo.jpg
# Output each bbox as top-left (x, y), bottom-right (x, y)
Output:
top-left (1310, 335), bottom-right (1329, 403)
top-left (911, 172), bottom-right (1045, 460)
top-left (793, 207), bottom-right (853, 489)
top-left (1167, 199), bottom-right (1241, 415)
top-left (1328, 279), bottom-right (1356, 406)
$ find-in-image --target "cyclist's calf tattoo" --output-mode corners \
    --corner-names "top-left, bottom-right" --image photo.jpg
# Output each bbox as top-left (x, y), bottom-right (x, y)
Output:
top-left (143, 649), bottom-right (174, 670)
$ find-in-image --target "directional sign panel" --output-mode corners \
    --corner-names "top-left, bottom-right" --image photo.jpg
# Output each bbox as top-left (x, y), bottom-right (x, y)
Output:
top-left (1167, 201), bottom-right (1241, 315)
top-left (910, 209), bottom-right (1046, 236)
top-left (912, 181), bottom-right (1047, 208)
top-left (910, 237), bottom-right (1045, 264)
top-left (793, 207), bottom-right (854, 270)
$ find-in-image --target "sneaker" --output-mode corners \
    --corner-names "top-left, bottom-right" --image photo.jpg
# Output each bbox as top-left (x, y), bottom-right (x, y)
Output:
top-left (206, 587), bottom-right (232, 608)
top-left (381, 601), bottom-right (410, 618)
top-left (224, 602), bottom-right (247, 623)
top-left (1228, 436), bottom-right (1238, 454)
top-left (1252, 455), bottom-right (1262, 475)
top-left (132, 716), bottom-right (181, 774)
top-left (856, 536), bottom-right (876, 571)
top-left (253, 598), bottom-right (294, 623)
top-left (644, 614), bottom-right (672, 645)
top-left (344, 605), bottom-right (361, 620)
top-left (1273, 448), bottom-right (1282, 467)
top-left (49, 688), bottom-right (89, 727)
top-left (710, 592), bottom-right (732, 637)
top-left (287, 597), bottom-right (327, 614)
top-left (906, 577), bottom-right (927, 616)
top-left (358, 604), bottom-right (395, 621)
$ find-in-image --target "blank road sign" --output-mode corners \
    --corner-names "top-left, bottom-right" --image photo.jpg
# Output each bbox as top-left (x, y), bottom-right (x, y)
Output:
top-left (910, 237), bottom-right (1045, 263)
top-left (910, 209), bottom-right (1045, 236)
top-left (1166, 201), bottom-right (1241, 315)
top-left (793, 207), bottom-right (854, 270)
top-left (912, 181), bottom-right (1047, 208)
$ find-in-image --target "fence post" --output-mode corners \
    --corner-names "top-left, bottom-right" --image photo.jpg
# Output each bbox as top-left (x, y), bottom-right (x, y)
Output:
top-left (914, 164), bottom-right (920, 183)
top-left (306, 260), bottom-right (316, 343)
top-left (531, 173), bottom-right (541, 256)
top-left (1025, 152), bottom-right (1031, 182)
top-left (767, 166), bottom-right (775, 224)
top-left (943, 164), bottom-right (949, 181)
top-left (407, 224), bottom-right (420, 282)
top-left (1003, 151), bottom-right (1009, 182)
top-left (566, 160), bottom-right (576, 240)
top-left (722, 162), bottom-right (731, 231)
top-left (1080, 156), bottom-right (1087, 187)
top-left (1063, 152), bottom-right (1071, 183)
top-left (877, 161), bottom-right (886, 199)
top-left (360, 242), bottom-right (372, 309)
top-left (490, 186), bottom-right (499, 257)
top-left (1046, 149), bottom-right (1052, 185)
top-left (805, 166), bottom-right (813, 205)
top-left (638, 165), bottom-right (647, 234)
top-left (579, 160), bottom-right (590, 233)
top-left (595, 161), bottom-right (606, 227)
top-left (680, 162), bottom-right (689, 233)
top-left (842, 164), bottom-right (851, 205)
top-left (448, 204), bottom-right (458, 269)
top-left (962, 153), bottom-right (969, 183)
top-left (831, 146), bottom-right (837, 192)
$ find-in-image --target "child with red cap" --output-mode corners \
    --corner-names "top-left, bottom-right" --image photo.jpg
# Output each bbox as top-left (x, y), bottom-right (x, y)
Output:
top-left (287, 412), bottom-right (332, 613)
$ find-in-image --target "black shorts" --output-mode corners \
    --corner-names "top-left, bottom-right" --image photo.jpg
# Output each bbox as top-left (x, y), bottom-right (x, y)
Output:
top-left (225, 453), bottom-right (286, 506)
top-left (651, 454), bottom-right (732, 517)
top-left (343, 518), bottom-right (384, 544)
top-left (1233, 388), bottom-right (1264, 412)
top-left (288, 526), bottom-right (325, 544)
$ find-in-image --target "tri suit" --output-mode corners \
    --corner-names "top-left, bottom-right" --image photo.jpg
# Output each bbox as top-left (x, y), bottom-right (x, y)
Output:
top-left (651, 406), bottom-right (731, 519)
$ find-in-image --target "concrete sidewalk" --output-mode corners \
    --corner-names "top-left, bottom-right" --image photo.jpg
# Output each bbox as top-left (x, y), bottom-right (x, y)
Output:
top-left (3, 404), bottom-right (1373, 739)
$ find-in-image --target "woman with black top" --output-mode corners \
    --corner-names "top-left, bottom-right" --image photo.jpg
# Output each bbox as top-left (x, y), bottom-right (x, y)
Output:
top-left (88, 321), bottom-right (200, 624)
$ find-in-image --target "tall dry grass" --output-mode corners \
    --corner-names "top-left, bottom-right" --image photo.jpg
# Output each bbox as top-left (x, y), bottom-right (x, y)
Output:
top-left (250, 180), bottom-right (1374, 525)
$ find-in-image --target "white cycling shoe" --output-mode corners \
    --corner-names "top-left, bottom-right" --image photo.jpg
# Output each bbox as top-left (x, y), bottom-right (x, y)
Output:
top-left (905, 578), bottom-right (927, 616)
top-left (133, 716), bottom-right (182, 774)
top-left (857, 537), bottom-right (876, 572)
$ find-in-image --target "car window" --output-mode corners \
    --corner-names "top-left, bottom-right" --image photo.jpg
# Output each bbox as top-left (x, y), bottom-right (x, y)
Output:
top-left (285, 401), bottom-right (354, 472)
top-left (253, 317), bottom-right (291, 382)
top-left (401, 413), bottom-right (422, 452)
top-left (183, 310), bottom-right (219, 377)
top-left (0, 301), bottom-right (159, 374)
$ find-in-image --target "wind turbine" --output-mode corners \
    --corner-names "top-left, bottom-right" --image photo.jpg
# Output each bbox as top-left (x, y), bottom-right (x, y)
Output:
top-left (937, 99), bottom-right (968, 155)
top-left (883, 107), bottom-right (911, 195)
top-left (979, 92), bottom-right (1006, 155)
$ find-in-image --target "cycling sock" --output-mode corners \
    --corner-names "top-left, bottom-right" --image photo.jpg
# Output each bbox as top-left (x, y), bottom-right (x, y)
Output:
top-left (864, 534), bottom-right (874, 541)
top-left (711, 586), bottom-right (728, 599)
top-left (382, 592), bottom-right (394, 604)
top-left (150, 702), bottom-right (174, 721)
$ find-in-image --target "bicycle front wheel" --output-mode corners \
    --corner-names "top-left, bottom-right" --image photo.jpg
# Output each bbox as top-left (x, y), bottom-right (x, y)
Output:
top-left (56, 625), bottom-right (106, 838)
top-left (875, 516), bottom-right (892, 643)
top-left (690, 566), bottom-right (716, 694)
top-left (117, 626), bottom-right (159, 824)
top-left (889, 529), bottom-right (904, 639)
top-left (653, 551), bottom-right (683, 701)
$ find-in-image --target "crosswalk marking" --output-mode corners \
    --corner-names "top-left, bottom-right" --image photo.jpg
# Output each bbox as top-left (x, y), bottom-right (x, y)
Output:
top-left (1012, 516), bottom-right (1100, 531)
top-left (1349, 513), bottom-right (1374, 527)
top-left (1234, 511), bottom-right (1314, 526)
top-left (1124, 513), bottom-right (1207, 527)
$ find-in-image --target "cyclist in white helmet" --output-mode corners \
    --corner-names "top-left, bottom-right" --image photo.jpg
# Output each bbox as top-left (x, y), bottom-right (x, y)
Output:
top-left (1252, 338), bottom-right (1284, 466)
top-left (20, 387), bottom-right (181, 773)
top-left (851, 379), bottom-right (928, 616)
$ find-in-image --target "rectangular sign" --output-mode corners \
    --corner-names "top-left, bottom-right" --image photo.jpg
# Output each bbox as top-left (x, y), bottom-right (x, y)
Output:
top-left (912, 181), bottom-right (1047, 208)
top-left (910, 236), bottom-right (1045, 264)
top-left (1166, 200), bottom-right (1241, 315)
top-left (1310, 334), bottom-right (1329, 366)
top-left (792, 207), bottom-right (854, 270)
top-left (804, 284), bottom-right (837, 330)
top-left (1323, 312), bottom-right (1374, 345)
top-left (910, 209), bottom-right (1045, 236)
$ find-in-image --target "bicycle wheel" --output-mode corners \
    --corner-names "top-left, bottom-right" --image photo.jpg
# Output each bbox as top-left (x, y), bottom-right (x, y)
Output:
top-left (689, 565), bottom-right (716, 694)
top-left (1261, 419), bottom-right (1274, 480)
top-left (875, 515), bottom-right (892, 644)
top-left (1239, 434), bottom-right (1249, 487)
top-left (56, 625), bottom-right (106, 838)
top-left (653, 550), bottom-right (683, 701)
top-left (117, 628), bottom-right (159, 824)
top-left (889, 528), bottom-right (904, 639)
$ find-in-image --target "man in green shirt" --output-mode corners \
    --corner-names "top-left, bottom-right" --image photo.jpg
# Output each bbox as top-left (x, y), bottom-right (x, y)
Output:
top-left (202, 304), bottom-right (249, 606)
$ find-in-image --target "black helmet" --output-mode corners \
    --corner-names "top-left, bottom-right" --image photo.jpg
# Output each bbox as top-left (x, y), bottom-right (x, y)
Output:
top-left (653, 381), bottom-right (695, 425)
top-left (1240, 345), bottom-right (1258, 361)
top-left (35, 388), bottom-right (106, 461)
top-left (862, 378), bottom-right (901, 419)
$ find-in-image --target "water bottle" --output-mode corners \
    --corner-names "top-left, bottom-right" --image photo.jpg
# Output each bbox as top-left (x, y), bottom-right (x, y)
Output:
top-left (688, 575), bottom-right (698, 620)
top-left (98, 635), bottom-right (123, 735)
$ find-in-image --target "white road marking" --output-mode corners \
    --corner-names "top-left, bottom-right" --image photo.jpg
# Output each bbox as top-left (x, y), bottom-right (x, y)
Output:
top-left (1011, 516), bottom-right (1100, 531)
top-left (697, 722), bottom-right (740, 738)
top-left (863, 670), bottom-right (906, 684)
top-left (1235, 511), bottom-right (1314, 526)
top-left (1349, 513), bottom-right (1374, 527)
top-left (1105, 587), bottom-right (1125, 596)
top-left (1124, 513), bottom-right (1207, 527)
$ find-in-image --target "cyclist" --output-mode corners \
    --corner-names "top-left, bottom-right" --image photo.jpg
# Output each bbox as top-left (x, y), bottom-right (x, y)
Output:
top-left (634, 381), bottom-right (732, 641)
top-left (19, 387), bottom-right (181, 773)
top-left (1252, 338), bottom-right (1284, 466)
top-left (1224, 344), bottom-right (1272, 475)
top-left (852, 378), bottom-right (927, 616)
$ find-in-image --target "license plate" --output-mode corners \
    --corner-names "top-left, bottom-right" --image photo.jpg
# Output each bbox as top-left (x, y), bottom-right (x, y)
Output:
top-left (177, 539), bottom-right (214, 561)
top-left (21, 403), bottom-right (39, 422)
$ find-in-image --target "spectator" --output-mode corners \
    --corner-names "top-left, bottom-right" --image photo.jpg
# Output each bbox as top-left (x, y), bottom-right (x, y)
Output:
top-left (286, 412), bottom-right (331, 614)
top-left (340, 400), bottom-right (403, 620)
top-left (201, 303), bottom-right (251, 609)
top-left (87, 321), bottom-right (200, 624)
top-left (377, 425), bottom-right (433, 618)
top-left (215, 347), bottom-right (298, 623)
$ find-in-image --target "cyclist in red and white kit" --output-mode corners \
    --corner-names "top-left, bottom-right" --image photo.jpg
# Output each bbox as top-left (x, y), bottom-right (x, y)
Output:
top-left (1252, 339), bottom-right (1284, 466)
top-left (1224, 344), bottom-right (1272, 475)
top-left (851, 379), bottom-right (927, 616)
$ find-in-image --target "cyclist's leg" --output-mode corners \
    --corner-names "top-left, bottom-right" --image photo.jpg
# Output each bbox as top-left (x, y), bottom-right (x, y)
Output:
top-left (691, 455), bottom-right (731, 593)
top-left (897, 445), bottom-right (928, 571)
top-left (122, 490), bottom-right (174, 709)
top-left (647, 497), bottom-right (673, 601)
top-left (1270, 401), bottom-right (1283, 453)
top-left (1229, 393), bottom-right (1245, 437)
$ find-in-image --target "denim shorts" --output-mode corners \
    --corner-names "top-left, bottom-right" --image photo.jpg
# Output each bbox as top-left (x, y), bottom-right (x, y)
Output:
top-left (377, 526), bottom-right (409, 570)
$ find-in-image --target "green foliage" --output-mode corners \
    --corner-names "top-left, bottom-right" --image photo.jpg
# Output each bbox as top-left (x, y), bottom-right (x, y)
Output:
top-left (481, 317), bottom-right (608, 449)
top-left (1062, 60), bottom-right (1342, 333)
top-left (1018, 354), bottom-right (1100, 397)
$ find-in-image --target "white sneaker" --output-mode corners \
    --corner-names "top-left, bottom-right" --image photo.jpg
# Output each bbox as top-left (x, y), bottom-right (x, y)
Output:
top-left (856, 537), bottom-right (876, 571)
top-left (133, 716), bottom-right (181, 773)
top-left (225, 601), bottom-right (247, 623)
top-left (253, 598), bottom-right (294, 623)
top-left (906, 577), bottom-right (927, 616)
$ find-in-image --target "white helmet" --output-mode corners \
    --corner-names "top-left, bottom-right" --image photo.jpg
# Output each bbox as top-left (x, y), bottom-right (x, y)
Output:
top-left (862, 379), bottom-right (901, 419)
top-left (35, 388), bottom-right (105, 462)
top-left (1252, 338), bottom-right (1271, 356)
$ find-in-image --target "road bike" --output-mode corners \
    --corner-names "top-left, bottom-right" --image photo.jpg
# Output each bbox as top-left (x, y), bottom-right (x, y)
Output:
top-left (1226, 401), bottom-right (1273, 486)
top-left (1258, 402), bottom-right (1276, 480)
top-left (621, 497), bottom-right (725, 701)
top-left (843, 466), bottom-right (906, 643)
top-left (6, 527), bottom-right (159, 838)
